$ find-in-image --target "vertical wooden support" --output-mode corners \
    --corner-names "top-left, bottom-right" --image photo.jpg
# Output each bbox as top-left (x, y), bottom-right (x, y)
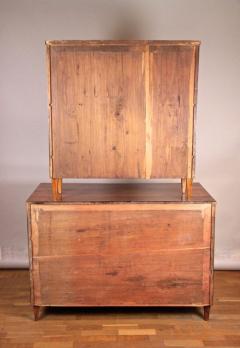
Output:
top-left (181, 178), bottom-right (192, 199)
top-left (186, 178), bottom-right (193, 199)
top-left (184, 45), bottom-right (198, 200)
top-left (145, 43), bottom-right (152, 179)
top-left (33, 305), bottom-right (41, 321)
top-left (209, 203), bottom-right (216, 306)
top-left (52, 178), bottom-right (62, 201)
top-left (203, 305), bottom-right (210, 321)
top-left (181, 178), bottom-right (187, 197)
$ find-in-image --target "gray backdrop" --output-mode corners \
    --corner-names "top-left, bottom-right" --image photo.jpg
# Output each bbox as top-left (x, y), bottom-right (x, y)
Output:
top-left (0, 0), bottom-right (240, 269)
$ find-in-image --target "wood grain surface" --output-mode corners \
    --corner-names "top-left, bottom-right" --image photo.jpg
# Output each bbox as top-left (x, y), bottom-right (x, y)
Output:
top-left (150, 44), bottom-right (195, 178)
top-left (32, 249), bottom-right (210, 306)
top-left (28, 202), bottom-right (212, 307)
top-left (47, 40), bottom-right (200, 180)
top-left (1, 270), bottom-right (240, 347)
top-left (30, 204), bottom-right (211, 257)
top-left (26, 183), bottom-right (215, 203)
top-left (50, 43), bottom-right (146, 178)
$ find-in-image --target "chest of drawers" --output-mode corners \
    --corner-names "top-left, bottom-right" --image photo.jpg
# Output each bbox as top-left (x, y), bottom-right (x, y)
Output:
top-left (27, 183), bottom-right (215, 320)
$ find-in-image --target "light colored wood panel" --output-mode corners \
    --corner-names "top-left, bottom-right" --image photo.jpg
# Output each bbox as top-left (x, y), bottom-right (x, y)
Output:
top-left (150, 44), bottom-right (196, 178)
top-left (33, 249), bottom-right (210, 306)
top-left (50, 45), bottom-right (146, 178)
top-left (31, 204), bottom-right (211, 257)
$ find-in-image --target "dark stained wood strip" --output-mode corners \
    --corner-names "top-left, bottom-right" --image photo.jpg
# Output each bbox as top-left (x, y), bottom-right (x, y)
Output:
top-left (27, 183), bottom-right (215, 203)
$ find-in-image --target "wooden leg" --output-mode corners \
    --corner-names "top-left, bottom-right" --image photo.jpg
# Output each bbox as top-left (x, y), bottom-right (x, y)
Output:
top-left (203, 305), bottom-right (211, 321)
top-left (181, 178), bottom-right (187, 196)
top-left (182, 178), bottom-right (193, 199)
top-left (33, 305), bottom-right (41, 321)
top-left (52, 178), bottom-right (62, 201)
top-left (186, 178), bottom-right (193, 199)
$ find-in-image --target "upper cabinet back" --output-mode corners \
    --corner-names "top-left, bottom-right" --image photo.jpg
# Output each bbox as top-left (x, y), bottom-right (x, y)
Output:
top-left (47, 40), bottom-right (200, 179)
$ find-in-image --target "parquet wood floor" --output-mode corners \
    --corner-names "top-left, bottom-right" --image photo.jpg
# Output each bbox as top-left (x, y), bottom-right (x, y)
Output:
top-left (0, 270), bottom-right (239, 347)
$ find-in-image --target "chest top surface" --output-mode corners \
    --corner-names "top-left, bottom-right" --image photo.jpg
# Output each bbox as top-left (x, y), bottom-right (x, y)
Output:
top-left (27, 182), bottom-right (214, 204)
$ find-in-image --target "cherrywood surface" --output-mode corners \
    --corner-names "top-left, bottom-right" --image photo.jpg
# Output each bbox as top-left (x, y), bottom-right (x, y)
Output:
top-left (28, 199), bottom-right (213, 308)
top-left (27, 182), bottom-right (215, 203)
top-left (31, 204), bottom-right (211, 257)
top-left (32, 249), bottom-right (210, 306)
top-left (0, 270), bottom-right (240, 347)
top-left (49, 43), bottom-right (146, 179)
top-left (47, 40), bottom-right (200, 180)
top-left (150, 44), bottom-right (196, 178)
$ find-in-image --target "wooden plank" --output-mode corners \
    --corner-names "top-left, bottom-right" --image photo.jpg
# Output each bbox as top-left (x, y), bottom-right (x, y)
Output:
top-left (191, 44), bottom-right (200, 178)
top-left (46, 43), bottom-right (53, 178)
top-left (50, 44), bottom-right (146, 178)
top-left (46, 40), bottom-right (201, 47)
top-left (30, 204), bottom-right (212, 257)
top-left (26, 183), bottom-right (216, 204)
top-left (32, 248), bottom-right (210, 306)
top-left (144, 44), bottom-right (152, 178)
top-left (26, 203), bottom-right (34, 304)
top-left (150, 44), bottom-right (197, 178)
top-left (210, 203), bottom-right (216, 305)
top-left (187, 46), bottom-right (196, 179)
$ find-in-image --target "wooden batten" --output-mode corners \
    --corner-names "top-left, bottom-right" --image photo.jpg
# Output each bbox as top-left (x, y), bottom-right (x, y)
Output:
top-left (144, 44), bottom-right (152, 178)
top-left (46, 42), bottom-right (53, 179)
top-left (46, 40), bottom-right (201, 47)
top-left (187, 46), bottom-right (196, 180)
top-left (191, 44), bottom-right (200, 178)
top-left (210, 203), bottom-right (216, 305)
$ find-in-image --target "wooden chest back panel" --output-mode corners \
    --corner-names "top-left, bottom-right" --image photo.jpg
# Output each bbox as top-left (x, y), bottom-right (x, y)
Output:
top-left (47, 41), bottom-right (199, 179)
top-left (150, 45), bottom-right (195, 178)
top-left (31, 204), bottom-right (211, 257)
top-left (33, 250), bottom-right (210, 306)
top-left (30, 203), bottom-right (211, 306)
top-left (50, 44), bottom-right (146, 178)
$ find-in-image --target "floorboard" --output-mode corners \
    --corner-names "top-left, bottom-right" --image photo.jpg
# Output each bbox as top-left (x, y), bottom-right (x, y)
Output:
top-left (0, 270), bottom-right (239, 347)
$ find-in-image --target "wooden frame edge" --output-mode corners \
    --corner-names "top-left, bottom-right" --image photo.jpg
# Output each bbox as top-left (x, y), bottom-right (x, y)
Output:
top-left (45, 40), bottom-right (201, 47)
top-left (192, 44), bottom-right (200, 179)
top-left (46, 42), bottom-right (54, 179)
top-left (209, 202), bottom-right (216, 305)
top-left (26, 203), bottom-right (34, 306)
top-left (144, 44), bottom-right (152, 179)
